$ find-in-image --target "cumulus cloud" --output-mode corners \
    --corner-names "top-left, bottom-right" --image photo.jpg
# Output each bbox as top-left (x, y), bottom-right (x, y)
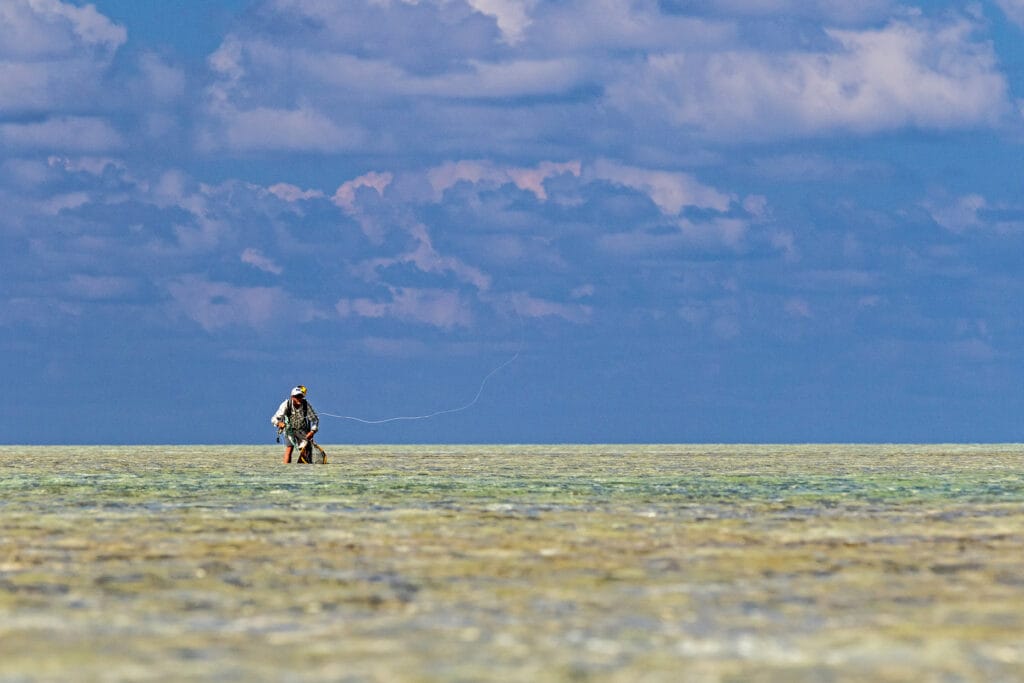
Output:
top-left (510, 292), bottom-right (591, 323)
top-left (47, 155), bottom-right (125, 176)
top-left (40, 190), bottom-right (91, 215)
top-left (333, 172), bottom-right (393, 211)
top-left (195, 2), bottom-right (1016, 157)
top-left (0, 0), bottom-right (125, 58)
top-left (0, 0), bottom-right (125, 113)
top-left (357, 222), bottom-right (492, 292)
top-left (679, 217), bottom-right (749, 248)
top-left (609, 16), bottom-right (1010, 140)
top-left (241, 248), bottom-right (283, 275)
top-left (0, 117), bottom-right (124, 152)
top-left (591, 160), bottom-right (732, 214)
top-left (570, 284), bottom-right (594, 299)
top-left (428, 160), bottom-right (580, 201)
top-left (136, 53), bottom-right (186, 104)
top-left (337, 287), bottom-right (474, 329)
top-left (925, 193), bottom-right (1024, 235)
top-left (996, 0), bottom-right (1024, 28)
top-left (201, 104), bottom-right (365, 152)
top-left (465, 0), bottom-right (536, 45)
top-left (167, 276), bottom-right (283, 331)
top-left (195, 3), bottom-right (719, 154)
top-left (926, 194), bottom-right (988, 233)
top-left (404, 58), bottom-right (585, 99)
top-left (506, 161), bottom-right (581, 200)
top-left (267, 183), bottom-right (325, 203)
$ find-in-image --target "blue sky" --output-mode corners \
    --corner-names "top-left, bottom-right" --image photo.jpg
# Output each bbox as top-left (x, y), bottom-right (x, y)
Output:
top-left (2, 0), bottom-right (1024, 444)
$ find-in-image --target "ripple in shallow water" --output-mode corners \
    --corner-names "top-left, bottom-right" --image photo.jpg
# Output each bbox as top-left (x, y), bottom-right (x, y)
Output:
top-left (1, 444), bottom-right (1022, 681)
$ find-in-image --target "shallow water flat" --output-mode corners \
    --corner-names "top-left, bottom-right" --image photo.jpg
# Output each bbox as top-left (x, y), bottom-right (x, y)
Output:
top-left (1, 444), bottom-right (1023, 682)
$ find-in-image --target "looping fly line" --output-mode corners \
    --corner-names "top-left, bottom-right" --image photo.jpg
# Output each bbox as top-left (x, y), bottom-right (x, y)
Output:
top-left (319, 314), bottom-right (524, 425)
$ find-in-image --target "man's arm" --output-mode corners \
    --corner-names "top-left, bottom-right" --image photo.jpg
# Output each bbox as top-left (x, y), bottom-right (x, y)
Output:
top-left (306, 403), bottom-right (319, 438)
top-left (271, 400), bottom-right (289, 427)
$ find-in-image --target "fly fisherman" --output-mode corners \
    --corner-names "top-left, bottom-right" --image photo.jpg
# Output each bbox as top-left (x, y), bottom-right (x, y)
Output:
top-left (272, 385), bottom-right (319, 464)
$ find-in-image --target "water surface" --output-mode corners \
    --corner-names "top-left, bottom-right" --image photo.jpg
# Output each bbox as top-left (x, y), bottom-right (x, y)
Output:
top-left (1, 444), bottom-right (1022, 681)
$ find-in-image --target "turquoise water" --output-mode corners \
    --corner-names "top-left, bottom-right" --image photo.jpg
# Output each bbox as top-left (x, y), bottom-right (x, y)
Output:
top-left (1, 444), bottom-right (1023, 681)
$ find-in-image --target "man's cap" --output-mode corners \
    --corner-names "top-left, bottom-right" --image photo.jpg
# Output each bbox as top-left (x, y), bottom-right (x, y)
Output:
top-left (291, 385), bottom-right (307, 397)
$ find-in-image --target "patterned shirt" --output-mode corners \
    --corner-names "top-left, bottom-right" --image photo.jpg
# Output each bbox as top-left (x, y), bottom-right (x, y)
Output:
top-left (272, 398), bottom-right (319, 435)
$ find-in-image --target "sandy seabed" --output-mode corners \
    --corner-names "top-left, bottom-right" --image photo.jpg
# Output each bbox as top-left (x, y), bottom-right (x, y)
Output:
top-left (1, 444), bottom-right (1022, 682)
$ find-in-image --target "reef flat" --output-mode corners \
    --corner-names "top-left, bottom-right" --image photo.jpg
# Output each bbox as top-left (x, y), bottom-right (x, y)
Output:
top-left (1, 444), bottom-right (1022, 682)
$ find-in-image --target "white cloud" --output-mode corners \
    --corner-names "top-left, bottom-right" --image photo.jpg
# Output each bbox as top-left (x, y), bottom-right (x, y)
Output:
top-left (507, 161), bottom-right (581, 200)
top-left (510, 292), bottom-right (591, 323)
top-left (610, 17), bottom-right (1010, 140)
top-left (330, 171), bottom-right (395, 242)
top-left (208, 35), bottom-right (244, 81)
top-left (591, 160), bottom-right (732, 214)
top-left (926, 194), bottom-right (987, 233)
top-left (570, 284), bottom-right (594, 299)
top-left (465, 0), bottom-right (536, 45)
top-left (357, 222), bottom-right (492, 292)
top-left (996, 0), bottom-right (1024, 28)
top-left (138, 172), bottom-right (243, 253)
top-left (337, 287), bottom-right (473, 329)
top-left (0, 0), bottom-right (125, 58)
top-left (241, 248), bottom-right (283, 275)
top-left (268, 183), bottom-right (325, 202)
top-left (333, 172), bottom-right (393, 211)
top-left (771, 231), bottom-right (799, 262)
top-left (0, 117), bottom-right (124, 151)
top-left (167, 276), bottom-right (283, 331)
top-left (2, 158), bottom-right (57, 186)
top-left (195, 3), bottom-right (1017, 159)
top-left (48, 155), bottom-right (125, 176)
top-left (407, 58), bottom-right (583, 99)
top-left (403, 223), bottom-right (492, 291)
top-left (137, 53), bottom-right (186, 103)
top-left (202, 105), bottom-right (365, 152)
top-left (150, 169), bottom-right (191, 208)
top-left (742, 195), bottom-right (768, 217)
top-left (428, 160), bottom-right (580, 201)
top-left (925, 193), bottom-right (1024, 235)
top-left (679, 217), bottom-right (748, 248)
top-left (0, 0), bottom-right (125, 113)
top-left (40, 191), bottom-right (91, 215)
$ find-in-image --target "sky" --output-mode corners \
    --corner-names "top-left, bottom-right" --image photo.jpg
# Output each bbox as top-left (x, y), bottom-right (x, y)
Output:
top-left (2, 0), bottom-right (1024, 444)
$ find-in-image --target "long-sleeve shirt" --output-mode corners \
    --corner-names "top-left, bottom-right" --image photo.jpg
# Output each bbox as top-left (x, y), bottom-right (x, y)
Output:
top-left (271, 399), bottom-right (319, 434)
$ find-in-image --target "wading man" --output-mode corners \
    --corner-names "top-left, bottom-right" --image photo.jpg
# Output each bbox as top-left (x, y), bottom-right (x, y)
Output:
top-left (272, 385), bottom-right (319, 463)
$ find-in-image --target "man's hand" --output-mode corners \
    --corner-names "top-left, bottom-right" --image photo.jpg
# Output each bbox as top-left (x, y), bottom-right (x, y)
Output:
top-left (277, 421), bottom-right (285, 429)
top-left (306, 431), bottom-right (315, 440)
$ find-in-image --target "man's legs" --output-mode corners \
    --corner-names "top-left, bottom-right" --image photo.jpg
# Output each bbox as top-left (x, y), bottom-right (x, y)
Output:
top-left (283, 445), bottom-right (293, 463)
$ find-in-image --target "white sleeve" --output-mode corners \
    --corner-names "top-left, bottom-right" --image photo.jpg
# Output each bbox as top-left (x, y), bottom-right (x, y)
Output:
top-left (271, 399), bottom-right (289, 426)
